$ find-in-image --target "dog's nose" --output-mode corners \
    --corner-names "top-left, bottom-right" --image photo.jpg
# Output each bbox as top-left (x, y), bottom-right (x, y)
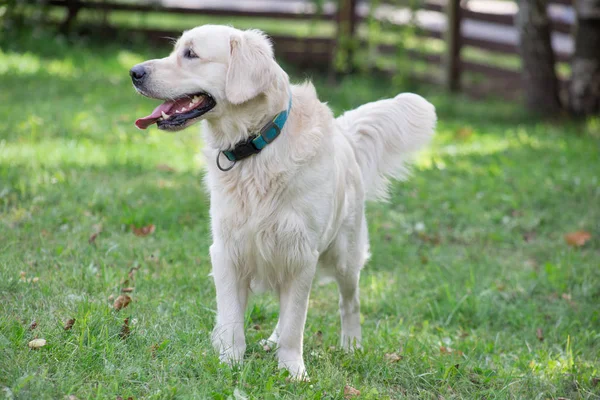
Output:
top-left (129, 65), bottom-right (147, 84)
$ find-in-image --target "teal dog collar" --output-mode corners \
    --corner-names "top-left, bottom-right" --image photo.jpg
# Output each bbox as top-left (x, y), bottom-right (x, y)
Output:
top-left (217, 93), bottom-right (292, 171)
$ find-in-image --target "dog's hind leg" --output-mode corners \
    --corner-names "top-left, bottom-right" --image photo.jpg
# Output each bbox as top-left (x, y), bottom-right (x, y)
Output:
top-left (333, 216), bottom-right (369, 350)
top-left (335, 267), bottom-right (363, 350)
top-left (260, 320), bottom-right (280, 349)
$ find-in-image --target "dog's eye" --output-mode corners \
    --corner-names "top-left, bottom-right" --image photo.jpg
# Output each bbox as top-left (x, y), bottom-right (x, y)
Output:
top-left (183, 48), bottom-right (198, 59)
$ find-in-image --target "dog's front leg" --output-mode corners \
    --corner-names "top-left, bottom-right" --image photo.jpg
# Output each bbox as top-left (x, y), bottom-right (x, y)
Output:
top-left (210, 244), bottom-right (248, 365)
top-left (276, 255), bottom-right (317, 380)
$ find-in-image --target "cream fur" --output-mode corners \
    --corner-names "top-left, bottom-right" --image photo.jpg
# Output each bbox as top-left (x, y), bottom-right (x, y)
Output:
top-left (131, 24), bottom-right (437, 380)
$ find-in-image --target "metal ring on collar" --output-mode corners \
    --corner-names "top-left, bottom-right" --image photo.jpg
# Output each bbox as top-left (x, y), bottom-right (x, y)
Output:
top-left (216, 151), bottom-right (236, 172)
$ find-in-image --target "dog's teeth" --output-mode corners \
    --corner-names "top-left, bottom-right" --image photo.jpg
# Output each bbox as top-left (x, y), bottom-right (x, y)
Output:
top-left (157, 117), bottom-right (163, 121)
top-left (192, 96), bottom-right (200, 104)
top-left (188, 102), bottom-right (194, 107)
top-left (181, 107), bottom-right (187, 111)
top-left (161, 111), bottom-right (170, 119)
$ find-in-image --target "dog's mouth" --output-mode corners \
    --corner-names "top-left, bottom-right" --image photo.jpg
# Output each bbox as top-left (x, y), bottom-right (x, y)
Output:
top-left (135, 92), bottom-right (216, 130)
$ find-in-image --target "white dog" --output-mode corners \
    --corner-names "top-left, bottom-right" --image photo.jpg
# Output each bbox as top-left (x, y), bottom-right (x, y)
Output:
top-left (130, 25), bottom-right (436, 379)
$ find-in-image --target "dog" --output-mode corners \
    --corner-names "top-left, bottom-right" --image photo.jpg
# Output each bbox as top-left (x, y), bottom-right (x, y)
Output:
top-left (130, 24), bottom-right (436, 380)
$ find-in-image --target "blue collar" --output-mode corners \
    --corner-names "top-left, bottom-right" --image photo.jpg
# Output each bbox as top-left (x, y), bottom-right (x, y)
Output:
top-left (217, 94), bottom-right (292, 171)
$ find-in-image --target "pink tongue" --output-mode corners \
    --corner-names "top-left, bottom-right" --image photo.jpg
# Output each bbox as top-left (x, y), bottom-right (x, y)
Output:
top-left (134, 97), bottom-right (195, 129)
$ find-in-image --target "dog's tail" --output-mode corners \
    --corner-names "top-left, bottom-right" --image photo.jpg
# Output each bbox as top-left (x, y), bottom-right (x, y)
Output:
top-left (336, 93), bottom-right (436, 201)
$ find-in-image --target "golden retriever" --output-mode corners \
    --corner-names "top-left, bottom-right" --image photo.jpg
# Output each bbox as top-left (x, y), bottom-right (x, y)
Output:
top-left (130, 24), bottom-right (436, 380)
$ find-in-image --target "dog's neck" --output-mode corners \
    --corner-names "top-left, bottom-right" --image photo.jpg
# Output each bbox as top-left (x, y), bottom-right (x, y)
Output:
top-left (204, 82), bottom-right (291, 151)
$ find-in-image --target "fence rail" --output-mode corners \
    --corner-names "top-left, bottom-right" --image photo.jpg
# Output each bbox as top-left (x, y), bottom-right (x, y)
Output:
top-left (44, 0), bottom-right (574, 98)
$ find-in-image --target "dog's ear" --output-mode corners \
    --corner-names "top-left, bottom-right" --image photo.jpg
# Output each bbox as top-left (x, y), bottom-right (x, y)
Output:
top-left (226, 29), bottom-right (276, 104)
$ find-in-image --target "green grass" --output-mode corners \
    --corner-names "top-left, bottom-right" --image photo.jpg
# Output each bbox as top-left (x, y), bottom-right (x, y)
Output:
top-left (1, 30), bottom-right (600, 400)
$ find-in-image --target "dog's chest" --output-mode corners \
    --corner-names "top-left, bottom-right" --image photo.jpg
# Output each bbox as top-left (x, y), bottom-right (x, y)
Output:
top-left (211, 179), bottom-right (317, 287)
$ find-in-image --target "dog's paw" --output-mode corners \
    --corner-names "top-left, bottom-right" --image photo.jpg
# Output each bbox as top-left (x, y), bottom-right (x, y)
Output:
top-left (217, 345), bottom-right (246, 366)
top-left (341, 335), bottom-right (362, 352)
top-left (277, 349), bottom-right (309, 381)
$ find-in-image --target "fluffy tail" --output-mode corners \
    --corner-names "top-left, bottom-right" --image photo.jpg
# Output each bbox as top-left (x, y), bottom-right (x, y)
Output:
top-left (336, 93), bottom-right (436, 201)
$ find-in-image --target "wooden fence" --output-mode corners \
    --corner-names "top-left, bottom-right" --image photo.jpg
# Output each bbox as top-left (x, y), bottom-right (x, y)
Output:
top-left (44, 0), bottom-right (575, 98)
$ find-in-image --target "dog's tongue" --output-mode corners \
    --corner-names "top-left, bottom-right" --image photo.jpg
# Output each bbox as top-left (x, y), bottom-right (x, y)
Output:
top-left (135, 97), bottom-right (192, 129)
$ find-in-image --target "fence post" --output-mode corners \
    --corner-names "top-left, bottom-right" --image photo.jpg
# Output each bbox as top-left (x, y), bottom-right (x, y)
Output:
top-left (335, 0), bottom-right (358, 73)
top-left (60, 0), bottom-right (82, 34)
top-left (444, 0), bottom-right (462, 91)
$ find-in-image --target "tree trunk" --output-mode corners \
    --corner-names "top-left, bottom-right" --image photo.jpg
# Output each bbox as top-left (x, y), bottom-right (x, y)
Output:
top-left (569, 0), bottom-right (600, 116)
top-left (516, 0), bottom-right (562, 115)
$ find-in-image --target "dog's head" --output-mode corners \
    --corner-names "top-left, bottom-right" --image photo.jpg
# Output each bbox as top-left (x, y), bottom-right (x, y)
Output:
top-left (131, 25), bottom-right (284, 131)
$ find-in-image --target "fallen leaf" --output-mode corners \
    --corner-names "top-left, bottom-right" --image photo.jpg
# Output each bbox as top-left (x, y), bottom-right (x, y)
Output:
top-left (344, 385), bottom-right (360, 398)
top-left (28, 338), bottom-right (47, 349)
top-left (131, 224), bottom-right (155, 237)
top-left (592, 377), bottom-right (599, 387)
top-left (108, 294), bottom-right (115, 302)
top-left (121, 287), bottom-right (135, 293)
top-left (156, 164), bottom-right (176, 172)
top-left (565, 231), bottom-right (591, 247)
top-left (32, 277), bottom-right (39, 283)
top-left (128, 265), bottom-right (141, 280)
top-left (252, 324), bottom-right (261, 331)
top-left (88, 231), bottom-right (100, 245)
top-left (262, 343), bottom-right (272, 352)
top-left (119, 318), bottom-right (131, 339)
top-left (29, 320), bottom-right (38, 330)
top-left (523, 231), bottom-right (536, 243)
top-left (64, 318), bottom-right (76, 331)
top-left (385, 353), bottom-right (403, 363)
top-left (314, 330), bottom-right (323, 345)
top-left (113, 294), bottom-right (132, 311)
top-left (536, 328), bottom-right (544, 342)
top-left (455, 127), bottom-right (474, 140)
top-left (20, 271), bottom-right (26, 281)
top-left (440, 346), bottom-right (464, 356)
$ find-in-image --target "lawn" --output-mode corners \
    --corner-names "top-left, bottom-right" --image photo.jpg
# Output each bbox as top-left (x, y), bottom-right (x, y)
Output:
top-left (1, 29), bottom-right (599, 400)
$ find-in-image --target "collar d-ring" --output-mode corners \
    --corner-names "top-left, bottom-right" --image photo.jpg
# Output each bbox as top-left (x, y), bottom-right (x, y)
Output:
top-left (216, 151), bottom-right (236, 172)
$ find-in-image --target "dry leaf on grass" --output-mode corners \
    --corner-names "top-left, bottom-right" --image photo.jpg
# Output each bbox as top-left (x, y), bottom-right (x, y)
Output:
top-left (565, 231), bottom-right (591, 247)
top-left (385, 353), bottom-right (403, 363)
top-left (523, 231), bottom-right (536, 243)
top-left (455, 127), bottom-right (474, 140)
top-left (121, 287), bottom-right (135, 293)
top-left (344, 385), bottom-right (360, 398)
top-left (29, 320), bottom-right (38, 330)
top-left (440, 346), bottom-right (464, 356)
top-left (314, 330), bottom-right (323, 345)
top-left (128, 265), bottom-right (141, 281)
top-left (28, 338), bottom-right (47, 349)
top-left (88, 232), bottom-right (100, 245)
top-left (113, 294), bottom-right (132, 311)
top-left (131, 224), bottom-right (155, 237)
top-left (536, 328), bottom-right (544, 342)
top-left (64, 318), bottom-right (76, 331)
top-left (119, 318), bottom-right (131, 339)
top-left (156, 164), bottom-right (176, 172)
top-left (592, 377), bottom-right (599, 387)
